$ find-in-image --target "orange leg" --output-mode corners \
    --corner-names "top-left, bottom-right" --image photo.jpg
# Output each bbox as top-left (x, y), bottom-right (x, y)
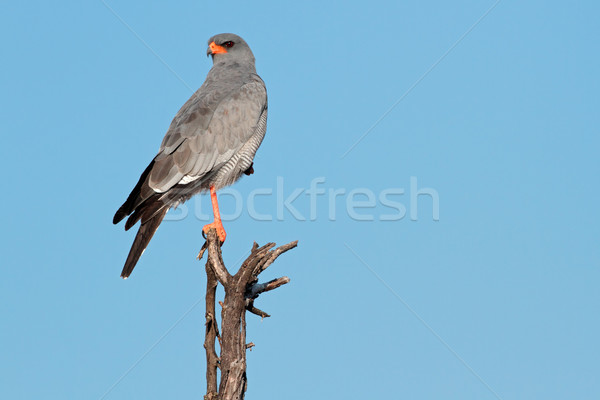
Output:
top-left (203, 186), bottom-right (227, 243)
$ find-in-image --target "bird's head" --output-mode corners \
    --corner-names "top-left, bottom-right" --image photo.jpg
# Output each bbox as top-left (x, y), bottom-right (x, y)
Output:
top-left (207, 33), bottom-right (255, 63)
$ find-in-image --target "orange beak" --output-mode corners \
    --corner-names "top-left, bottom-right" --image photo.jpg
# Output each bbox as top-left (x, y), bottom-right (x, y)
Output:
top-left (208, 41), bottom-right (227, 56)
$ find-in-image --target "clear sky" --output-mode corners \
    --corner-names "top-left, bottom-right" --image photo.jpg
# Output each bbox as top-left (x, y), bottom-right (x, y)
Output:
top-left (1, 1), bottom-right (599, 399)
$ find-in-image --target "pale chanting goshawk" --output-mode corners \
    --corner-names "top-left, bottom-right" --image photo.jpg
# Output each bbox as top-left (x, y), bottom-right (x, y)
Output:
top-left (113, 33), bottom-right (267, 278)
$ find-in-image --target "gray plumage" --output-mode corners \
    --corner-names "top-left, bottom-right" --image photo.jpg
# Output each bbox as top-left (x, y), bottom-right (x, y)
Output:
top-left (114, 33), bottom-right (267, 278)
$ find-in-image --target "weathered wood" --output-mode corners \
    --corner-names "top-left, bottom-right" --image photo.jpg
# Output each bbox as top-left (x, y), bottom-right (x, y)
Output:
top-left (246, 277), bottom-right (290, 299)
top-left (204, 260), bottom-right (219, 400)
top-left (200, 229), bottom-right (298, 400)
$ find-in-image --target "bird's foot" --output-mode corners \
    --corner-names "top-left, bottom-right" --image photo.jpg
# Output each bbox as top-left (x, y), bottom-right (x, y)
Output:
top-left (202, 221), bottom-right (227, 243)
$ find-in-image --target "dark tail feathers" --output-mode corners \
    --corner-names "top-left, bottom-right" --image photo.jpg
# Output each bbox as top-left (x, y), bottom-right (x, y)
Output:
top-left (113, 160), bottom-right (155, 225)
top-left (120, 208), bottom-right (168, 278)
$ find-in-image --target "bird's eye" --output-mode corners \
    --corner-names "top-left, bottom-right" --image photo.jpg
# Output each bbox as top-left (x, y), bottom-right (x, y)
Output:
top-left (222, 41), bottom-right (234, 48)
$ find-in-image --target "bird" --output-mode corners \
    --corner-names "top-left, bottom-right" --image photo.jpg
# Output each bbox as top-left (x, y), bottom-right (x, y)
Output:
top-left (113, 33), bottom-right (268, 279)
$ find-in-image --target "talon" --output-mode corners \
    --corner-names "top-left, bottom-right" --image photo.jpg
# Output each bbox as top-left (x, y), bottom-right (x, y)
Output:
top-left (203, 222), bottom-right (227, 243)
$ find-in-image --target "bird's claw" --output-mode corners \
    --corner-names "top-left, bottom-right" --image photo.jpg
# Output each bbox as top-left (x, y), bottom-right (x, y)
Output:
top-left (202, 222), bottom-right (227, 244)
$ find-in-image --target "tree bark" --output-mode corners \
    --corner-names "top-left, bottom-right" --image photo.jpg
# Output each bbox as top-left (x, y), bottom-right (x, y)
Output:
top-left (204, 260), bottom-right (219, 400)
top-left (199, 229), bottom-right (298, 400)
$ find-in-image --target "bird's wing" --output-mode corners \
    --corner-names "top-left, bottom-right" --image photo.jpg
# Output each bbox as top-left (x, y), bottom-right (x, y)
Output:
top-left (148, 77), bottom-right (267, 193)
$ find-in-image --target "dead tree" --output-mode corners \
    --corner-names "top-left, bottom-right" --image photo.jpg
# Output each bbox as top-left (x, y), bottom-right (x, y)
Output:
top-left (198, 229), bottom-right (298, 400)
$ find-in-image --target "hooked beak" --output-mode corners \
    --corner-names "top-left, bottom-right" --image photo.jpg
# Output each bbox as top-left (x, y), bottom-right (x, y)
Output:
top-left (206, 41), bottom-right (227, 57)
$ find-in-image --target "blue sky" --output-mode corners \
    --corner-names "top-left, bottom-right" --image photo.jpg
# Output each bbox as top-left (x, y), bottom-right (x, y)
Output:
top-left (1, 1), bottom-right (599, 399)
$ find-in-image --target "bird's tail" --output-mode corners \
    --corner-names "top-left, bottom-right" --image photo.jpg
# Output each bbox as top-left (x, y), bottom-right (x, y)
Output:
top-left (120, 208), bottom-right (168, 279)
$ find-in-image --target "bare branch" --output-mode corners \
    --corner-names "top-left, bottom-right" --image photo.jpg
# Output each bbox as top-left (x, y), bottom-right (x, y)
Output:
top-left (245, 302), bottom-right (270, 318)
top-left (236, 242), bottom-right (276, 283)
top-left (201, 231), bottom-right (297, 399)
top-left (253, 240), bottom-right (298, 276)
top-left (204, 228), bottom-right (230, 286)
top-left (197, 241), bottom-right (208, 260)
top-left (246, 276), bottom-right (290, 299)
top-left (204, 261), bottom-right (219, 399)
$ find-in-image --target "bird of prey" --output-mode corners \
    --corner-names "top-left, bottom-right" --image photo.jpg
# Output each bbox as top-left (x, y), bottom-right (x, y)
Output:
top-left (113, 33), bottom-right (267, 278)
